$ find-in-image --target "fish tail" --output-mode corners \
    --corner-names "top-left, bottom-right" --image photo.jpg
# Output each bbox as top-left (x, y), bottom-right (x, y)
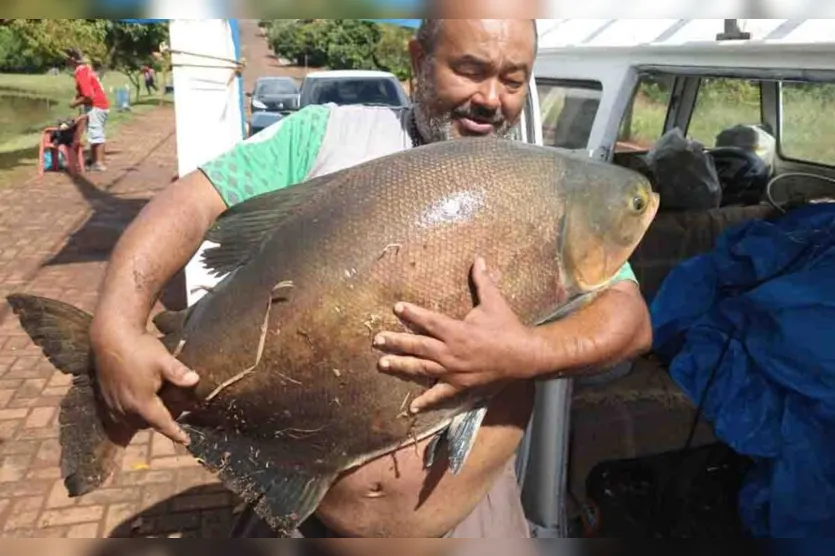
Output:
top-left (5, 294), bottom-right (133, 497)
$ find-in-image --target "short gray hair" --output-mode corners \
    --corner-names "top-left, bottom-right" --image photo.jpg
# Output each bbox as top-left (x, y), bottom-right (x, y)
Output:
top-left (416, 19), bottom-right (539, 56)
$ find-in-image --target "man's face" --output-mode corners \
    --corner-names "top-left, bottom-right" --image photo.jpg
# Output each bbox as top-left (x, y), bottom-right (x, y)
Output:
top-left (411, 19), bottom-right (536, 143)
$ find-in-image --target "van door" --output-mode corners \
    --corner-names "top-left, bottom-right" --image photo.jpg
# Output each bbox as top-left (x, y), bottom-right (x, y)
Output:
top-left (514, 73), bottom-right (577, 540)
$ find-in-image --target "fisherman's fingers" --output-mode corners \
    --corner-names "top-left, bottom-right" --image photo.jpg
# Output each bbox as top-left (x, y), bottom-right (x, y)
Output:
top-left (470, 255), bottom-right (504, 308)
top-left (393, 301), bottom-right (456, 338)
top-left (378, 354), bottom-right (446, 380)
top-left (373, 331), bottom-right (448, 361)
top-left (159, 355), bottom-right (200, 388)
top-left (142, 394), bottom-right (191, 446)
top-left (410, 382), bottom-right (461, 414)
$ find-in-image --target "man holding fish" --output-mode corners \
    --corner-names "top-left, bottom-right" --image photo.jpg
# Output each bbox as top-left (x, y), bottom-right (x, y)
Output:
top-left (88, 11), bottom-right (652, 543)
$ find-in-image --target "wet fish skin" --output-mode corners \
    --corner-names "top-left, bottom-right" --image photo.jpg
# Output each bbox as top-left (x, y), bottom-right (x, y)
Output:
top-left (5, 137), bottom-right (658, 537)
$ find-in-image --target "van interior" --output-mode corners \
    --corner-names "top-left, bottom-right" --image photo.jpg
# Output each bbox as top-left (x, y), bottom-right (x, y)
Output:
top-left (535, 67), bottom-right (835, 538)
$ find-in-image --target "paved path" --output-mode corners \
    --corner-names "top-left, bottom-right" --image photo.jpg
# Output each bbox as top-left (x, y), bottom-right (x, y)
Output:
top-left (0, 20), bottom-right (289, 538)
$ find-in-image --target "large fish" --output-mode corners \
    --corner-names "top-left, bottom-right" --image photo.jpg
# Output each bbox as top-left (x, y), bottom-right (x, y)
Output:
top-left (6, 137), bottom-right (658, 537)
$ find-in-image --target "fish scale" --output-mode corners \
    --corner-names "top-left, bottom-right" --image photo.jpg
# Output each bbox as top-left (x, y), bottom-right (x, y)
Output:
top-left (5, 137), bottom-right (658, 537)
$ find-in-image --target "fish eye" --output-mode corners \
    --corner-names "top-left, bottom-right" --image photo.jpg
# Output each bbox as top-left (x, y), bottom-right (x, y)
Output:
top-left (632, 194), bottom-right (646, 212)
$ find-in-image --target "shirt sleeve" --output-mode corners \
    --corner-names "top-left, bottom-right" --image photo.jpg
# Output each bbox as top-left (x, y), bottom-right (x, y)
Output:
top-left (199, 104), bottom-right (332, 207)
top-left (612, 261), bottom-right (638, 285)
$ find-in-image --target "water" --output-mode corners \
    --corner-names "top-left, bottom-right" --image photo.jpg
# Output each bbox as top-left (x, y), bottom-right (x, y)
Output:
top-left (0, 93), bottom-right (56, 146)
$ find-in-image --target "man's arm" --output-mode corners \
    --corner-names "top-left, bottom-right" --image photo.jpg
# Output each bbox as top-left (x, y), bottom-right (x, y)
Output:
top-left (91, 171), bottom-right (227, 340)
top-left (522, 280), bottom-right (652, 381)
top-left (374, 258), bottom-right (652, 413)
top-left (89, 172), bottom-right (228, 443)
top-left (89, 105), bottom-right (332, 444)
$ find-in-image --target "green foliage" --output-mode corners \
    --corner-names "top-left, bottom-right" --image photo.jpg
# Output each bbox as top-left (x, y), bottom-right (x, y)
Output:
top-left (324, 20), bottom-right (381, 70)
top-left (103, 21), bottom-right (170, 98)
top-left (265, 19), bottom-right (413, 80)
top-left (1, 19), bottom-right (108, 72)
top-left (0, 26), bottom-right (28, 73)
top-left (372, 23), bottom-right (413, 81)
top-left (0, 19), bottom-right (168, 84)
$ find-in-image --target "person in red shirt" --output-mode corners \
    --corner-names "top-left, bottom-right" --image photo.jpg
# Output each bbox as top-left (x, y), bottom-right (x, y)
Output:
top-left (66, 48), bottom-right (110, 171)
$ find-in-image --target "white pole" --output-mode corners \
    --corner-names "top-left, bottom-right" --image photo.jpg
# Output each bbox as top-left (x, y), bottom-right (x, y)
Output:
top-left (167, 18), bottom-right (246, 305)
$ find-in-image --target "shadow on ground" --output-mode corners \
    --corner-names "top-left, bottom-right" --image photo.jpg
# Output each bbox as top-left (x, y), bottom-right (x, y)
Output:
top-left (0, 145), bottom-right (39, 178)
top-left (39, 140), bottom-right (187, 311)
top-left (107, 485), bottom-right (241, 539)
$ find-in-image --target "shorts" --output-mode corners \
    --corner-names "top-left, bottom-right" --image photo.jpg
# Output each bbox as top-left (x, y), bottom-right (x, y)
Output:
top-left (86, 106), bottom-right (109, 144)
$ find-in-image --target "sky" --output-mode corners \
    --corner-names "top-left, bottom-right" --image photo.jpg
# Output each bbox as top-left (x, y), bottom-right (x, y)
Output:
top-left (377, 19), bottom-right (421, 28)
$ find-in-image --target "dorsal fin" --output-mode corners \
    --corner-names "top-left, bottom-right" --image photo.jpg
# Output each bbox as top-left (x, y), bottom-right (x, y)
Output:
top-left (201, 176), bottom-right (331, 277)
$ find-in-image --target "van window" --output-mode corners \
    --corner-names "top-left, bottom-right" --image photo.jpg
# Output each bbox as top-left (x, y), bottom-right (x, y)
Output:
top-left (780, 81), bottom-right (835, 167)
top-left (617, 75), bottom-right (673, 153)
top-left (537, 79), bottom-right (602, 149)
top-left (687, 78), bottom-right (763, 147)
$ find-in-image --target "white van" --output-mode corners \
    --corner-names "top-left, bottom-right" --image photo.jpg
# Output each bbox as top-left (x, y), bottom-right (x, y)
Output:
top-left (516, 18), bottom-right (835, 538)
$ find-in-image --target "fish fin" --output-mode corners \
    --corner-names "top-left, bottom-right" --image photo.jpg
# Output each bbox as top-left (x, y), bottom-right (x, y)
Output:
top-left (201, 182), bottom-right (325, 277)
top-left (153, 308), bottom-right (193, 357)
top-left (536, 290), bottom-right (601, 326)
top-left (446, 406), bottom-right (489, 475)
top-left (152, 308), bottom-right (189, 335)
top-left (5, 294), bottom-right (132, 497)
top-left (182, 423), bottom-right (336, 537)
top-left (423, 432), bottom-right (444, 470)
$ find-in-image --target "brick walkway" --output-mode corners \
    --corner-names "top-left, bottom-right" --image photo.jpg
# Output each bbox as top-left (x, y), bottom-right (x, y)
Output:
top-left (0, 20), bottom-right (293, 539)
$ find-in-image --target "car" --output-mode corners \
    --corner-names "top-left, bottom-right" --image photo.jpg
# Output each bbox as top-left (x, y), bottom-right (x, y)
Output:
top-left (248, 110), bottom-right (285, 137)
top-left (298, 70), bottom-right (411, 109)
top-left (247, 76), bottom-right (300, 114)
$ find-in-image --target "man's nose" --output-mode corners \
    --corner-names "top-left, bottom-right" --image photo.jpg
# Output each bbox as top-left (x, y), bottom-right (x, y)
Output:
top-left (473, 79), bottom-right (502, 112)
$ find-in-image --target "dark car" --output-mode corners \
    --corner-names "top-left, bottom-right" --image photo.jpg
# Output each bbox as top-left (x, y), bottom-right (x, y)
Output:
top-left (248, 111), bottom-right (285, 137)
top-left (248, 76), bottom-right (300, 113)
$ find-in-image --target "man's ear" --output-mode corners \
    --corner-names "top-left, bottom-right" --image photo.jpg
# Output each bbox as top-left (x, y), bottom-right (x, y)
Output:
top-left (408, 38), bottom-right (427, 77)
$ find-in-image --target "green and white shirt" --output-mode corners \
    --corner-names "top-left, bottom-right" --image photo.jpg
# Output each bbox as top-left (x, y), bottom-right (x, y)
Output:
top-left (199, 104), bottom-right (637, 285)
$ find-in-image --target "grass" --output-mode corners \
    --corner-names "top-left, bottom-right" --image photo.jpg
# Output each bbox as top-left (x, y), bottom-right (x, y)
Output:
top-left (621, 79), bottom-right (835, 167)
top-left (0, 71), bottom-right (173, 185)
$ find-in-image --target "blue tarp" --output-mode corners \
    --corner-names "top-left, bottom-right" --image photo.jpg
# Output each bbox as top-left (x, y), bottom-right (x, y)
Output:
top-left (651, 203), bottom-right (835, 538)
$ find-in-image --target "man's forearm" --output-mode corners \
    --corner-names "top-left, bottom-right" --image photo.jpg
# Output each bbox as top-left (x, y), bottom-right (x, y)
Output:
top-left (524, 281), bottom-right (653, 380)
top-left (91, 171), bottom-right (226, 339)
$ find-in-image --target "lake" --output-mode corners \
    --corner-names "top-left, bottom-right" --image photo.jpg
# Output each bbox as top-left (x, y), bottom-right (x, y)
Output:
top-left (0, 92), bottom-right (58, 146)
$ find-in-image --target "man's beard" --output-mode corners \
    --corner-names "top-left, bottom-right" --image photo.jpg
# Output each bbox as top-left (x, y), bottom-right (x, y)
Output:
top-left (412, 62), bottom-right (515, 144)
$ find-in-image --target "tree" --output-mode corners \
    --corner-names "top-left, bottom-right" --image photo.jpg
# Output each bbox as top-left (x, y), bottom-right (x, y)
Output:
top-left (373, 23), bottom-right (413, 81)
top-left (264, 19), bottom-right (414, 80)
top-left (323, 19), bottom-right (381, 71)
top-left (5, 19), bottom-right (108, 72)
top-left (104, 21), bottom-right (170, 100)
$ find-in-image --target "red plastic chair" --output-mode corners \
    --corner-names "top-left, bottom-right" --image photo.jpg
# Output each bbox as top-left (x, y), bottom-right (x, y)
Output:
top-left (38, 115), bottom-right (88, 178)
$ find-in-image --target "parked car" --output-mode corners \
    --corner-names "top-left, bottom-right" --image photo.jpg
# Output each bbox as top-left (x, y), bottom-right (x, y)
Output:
top-left (248, 110), bottom-right (285, 137)
top-left (298, 70), bottom-right (410, 108)
top-left (247, 76), bottom-right (300, 113)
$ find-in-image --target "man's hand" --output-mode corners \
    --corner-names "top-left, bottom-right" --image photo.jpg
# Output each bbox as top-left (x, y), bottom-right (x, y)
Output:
top-left (92, 327), bottom-right (200, 445)
top-left (373, 256), bottom-right (540, 414)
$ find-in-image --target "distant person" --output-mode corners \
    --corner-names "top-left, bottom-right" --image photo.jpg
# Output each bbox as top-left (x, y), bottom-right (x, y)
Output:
top-left (66, 48), bottom-right (109, 172)
top-left (143, 65), bottom-right (158, 95)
